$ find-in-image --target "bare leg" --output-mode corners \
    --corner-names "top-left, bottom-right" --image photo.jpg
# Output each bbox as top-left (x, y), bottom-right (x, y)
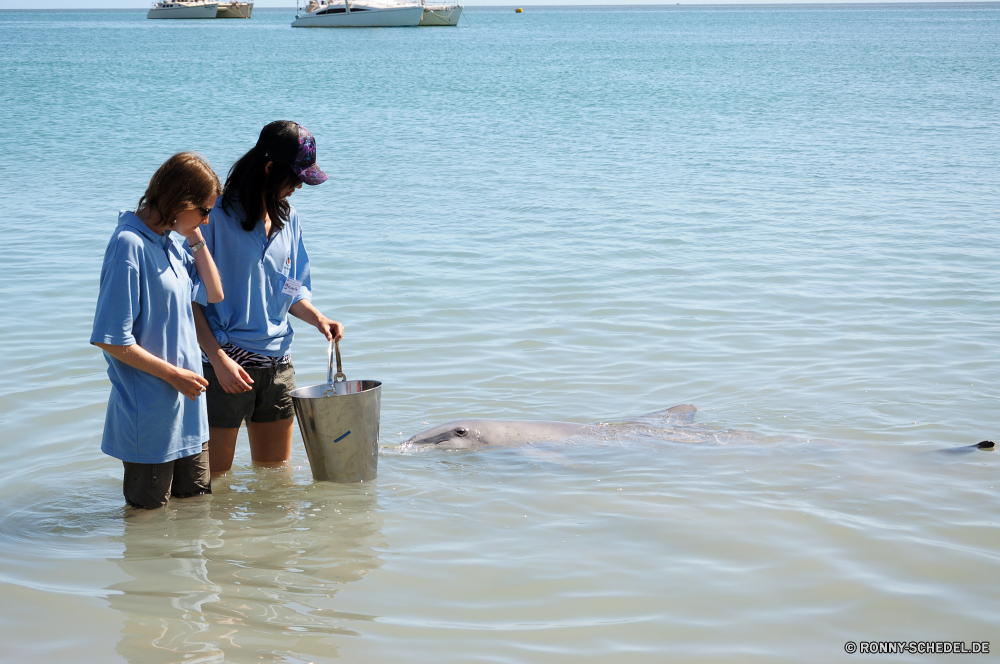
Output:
top-left (208, 427), bottom-right (240, 476)
top-left (247, 417), bottom-right (294, 466)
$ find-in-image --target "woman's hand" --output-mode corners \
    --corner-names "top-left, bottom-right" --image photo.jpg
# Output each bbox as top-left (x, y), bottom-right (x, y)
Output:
top-left (315, 315), bottom-right (344, 342)
top-left (210, 353), bottom-right (254, 394)
top-left (167, 367), bottom-right (211, 401)
top-left (191, 304), bottom-right (250, 393)
top-left (185, 227), bottom-right (204, 246)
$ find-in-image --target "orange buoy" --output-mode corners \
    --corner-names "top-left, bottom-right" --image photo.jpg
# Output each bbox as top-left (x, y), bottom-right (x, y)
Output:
top-left (515, 7), bottom-right (522, 12)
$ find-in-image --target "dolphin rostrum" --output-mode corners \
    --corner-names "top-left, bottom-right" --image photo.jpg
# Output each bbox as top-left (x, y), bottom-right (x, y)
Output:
top-left (400, 404), bottom-right (697, 450)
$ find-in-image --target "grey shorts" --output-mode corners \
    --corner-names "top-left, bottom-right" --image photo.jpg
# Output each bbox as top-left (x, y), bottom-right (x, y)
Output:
top-left (203, 362), bottom-right (296, 428)
top-left (122, 443), bottom-right (211, 510)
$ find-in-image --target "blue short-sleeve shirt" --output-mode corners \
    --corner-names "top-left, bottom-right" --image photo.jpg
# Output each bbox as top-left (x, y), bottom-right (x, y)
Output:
top-left (90, 211), bottom-right (209, 464)
top-left (198, 200), bottom-right (312, 357)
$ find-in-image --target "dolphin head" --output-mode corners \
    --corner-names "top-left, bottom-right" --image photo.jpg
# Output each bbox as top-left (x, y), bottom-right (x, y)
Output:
top-left (402, 420), bottom-right (486, 450)
top-left (401, 418), bottom-right (585, 450)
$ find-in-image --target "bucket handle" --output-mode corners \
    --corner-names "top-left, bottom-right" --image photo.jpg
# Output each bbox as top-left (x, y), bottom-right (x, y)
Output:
top-left (327, 339), bottom-right (347, 384)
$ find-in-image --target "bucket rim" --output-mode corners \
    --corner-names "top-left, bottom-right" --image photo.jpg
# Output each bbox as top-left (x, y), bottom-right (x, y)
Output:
top-left (289, 380), bottom-right (382, 400)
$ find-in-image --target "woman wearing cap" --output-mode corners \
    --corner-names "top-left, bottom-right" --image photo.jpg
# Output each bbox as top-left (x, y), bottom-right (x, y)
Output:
top-left (192, 120), bottom-right (344, 475)
top-left (91, 152), bottom-right (225, 509)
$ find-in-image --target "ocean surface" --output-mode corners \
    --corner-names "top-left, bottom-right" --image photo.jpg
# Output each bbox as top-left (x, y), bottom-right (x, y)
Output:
top-left (1, 3), bottom-right (999, 662)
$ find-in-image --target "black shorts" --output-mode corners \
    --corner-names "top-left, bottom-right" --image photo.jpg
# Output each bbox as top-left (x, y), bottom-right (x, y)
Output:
top-left (203, 362), bottom-right (296, 428)
top-left (122, 443), bottom-right (211, 510)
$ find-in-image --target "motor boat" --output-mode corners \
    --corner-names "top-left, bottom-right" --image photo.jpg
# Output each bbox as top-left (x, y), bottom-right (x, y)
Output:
top-left (216, 1), bottom-right (253, 17)
top-left (419, 2), bottom-right (461, 26)
top-left (147, 0), bottom-right (219, 19)
top-left (292, 0), bottom-right (423, 27)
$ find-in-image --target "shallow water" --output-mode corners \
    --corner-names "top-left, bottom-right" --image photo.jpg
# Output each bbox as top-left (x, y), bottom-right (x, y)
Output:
top-left (1, 4), bottom-right (999, 662)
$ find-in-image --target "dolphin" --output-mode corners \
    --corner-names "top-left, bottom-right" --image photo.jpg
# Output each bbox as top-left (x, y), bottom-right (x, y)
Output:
top-left (936, 440), bottom-right (995, 455)
top-left (400, 404), bottom-right (697, 450)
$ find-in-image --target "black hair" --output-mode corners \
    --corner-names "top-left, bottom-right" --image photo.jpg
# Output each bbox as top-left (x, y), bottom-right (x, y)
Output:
top-left (221, 123), bottom-right (301, 233)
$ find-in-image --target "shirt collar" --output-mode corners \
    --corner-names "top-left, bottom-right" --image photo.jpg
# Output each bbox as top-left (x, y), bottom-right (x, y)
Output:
top-left (119, 210), bottom-right (170, 247)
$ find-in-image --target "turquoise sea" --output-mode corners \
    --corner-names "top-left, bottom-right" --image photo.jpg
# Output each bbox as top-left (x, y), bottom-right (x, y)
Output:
top-left (1, 4), bottom-right (999, 662)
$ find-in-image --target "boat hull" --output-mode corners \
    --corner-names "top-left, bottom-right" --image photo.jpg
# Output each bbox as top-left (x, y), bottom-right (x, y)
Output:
top-left (216, 1), bottom-right (253, 17)
top-left (147, 3), bottom-right (218, 18)
top-left (419, 5), bottom-right (461, 26)
top-left (292, 5), bottom-right (422, 27)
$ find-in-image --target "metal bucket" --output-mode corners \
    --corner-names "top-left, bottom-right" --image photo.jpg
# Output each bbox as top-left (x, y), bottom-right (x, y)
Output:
top-left (289, 341), bottom-right (382, 483)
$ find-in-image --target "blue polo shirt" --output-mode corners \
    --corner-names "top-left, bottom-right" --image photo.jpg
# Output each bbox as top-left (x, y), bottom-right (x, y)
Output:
top-left (198, 199), bottom-right (312, 357)
top-left (90, 211), bottom-right (210, 464)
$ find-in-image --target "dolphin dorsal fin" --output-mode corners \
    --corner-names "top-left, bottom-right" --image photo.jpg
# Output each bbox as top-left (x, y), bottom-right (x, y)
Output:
top-left (640, 404), bottom-right (697, 422)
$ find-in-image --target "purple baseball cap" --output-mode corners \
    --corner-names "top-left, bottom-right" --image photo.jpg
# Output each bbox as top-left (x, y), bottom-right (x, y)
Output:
top-left (255, 121), bottom-right (328, 186)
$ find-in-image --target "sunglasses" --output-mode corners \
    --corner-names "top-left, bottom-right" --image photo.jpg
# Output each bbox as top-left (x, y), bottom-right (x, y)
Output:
top-left (195, 206), bottom-right (212, 218)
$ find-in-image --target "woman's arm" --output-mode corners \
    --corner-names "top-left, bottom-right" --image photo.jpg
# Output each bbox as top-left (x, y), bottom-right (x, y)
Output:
top-left (192, 303), bottom-right (254, 394)
top-left (94, 342), bottom-right (208, 401)
top-left (187, 228), bottom-right (224, 304)
top-left (289, 300), bottom-right (344, 342)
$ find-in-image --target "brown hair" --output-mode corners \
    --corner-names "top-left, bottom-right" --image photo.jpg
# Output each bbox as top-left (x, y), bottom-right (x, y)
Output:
top-left (136, 152), bottom-right (222, 228)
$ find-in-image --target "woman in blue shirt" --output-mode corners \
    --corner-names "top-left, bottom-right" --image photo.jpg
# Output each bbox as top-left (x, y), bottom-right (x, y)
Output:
top-left (192, 121), bottom-right (344, 475)
top-left (91, 152), bottom-right (225, 509)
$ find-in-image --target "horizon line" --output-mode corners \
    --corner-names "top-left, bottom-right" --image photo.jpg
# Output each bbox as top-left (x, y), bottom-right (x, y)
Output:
top-left (3, 0), bottom-right (998, 7)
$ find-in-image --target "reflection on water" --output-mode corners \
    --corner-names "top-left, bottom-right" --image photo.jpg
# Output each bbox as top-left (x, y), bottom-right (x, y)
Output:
top-left (109, 468), bottom-right (383, 663)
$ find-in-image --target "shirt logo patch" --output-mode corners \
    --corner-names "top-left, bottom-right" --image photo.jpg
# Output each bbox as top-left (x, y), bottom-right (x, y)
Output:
top-left (281, 278), bottom-right (302, 298)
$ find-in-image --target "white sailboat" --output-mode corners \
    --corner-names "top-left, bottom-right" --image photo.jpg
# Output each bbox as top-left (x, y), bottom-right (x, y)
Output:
top-left (292, 0), bottom-right (423, 27)
top-left (216, 1), bottom-right (253, 17)
top-left (419, 2), bottom-right (462, 26)
top-left (147, 0), bottom-right (219, 19)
